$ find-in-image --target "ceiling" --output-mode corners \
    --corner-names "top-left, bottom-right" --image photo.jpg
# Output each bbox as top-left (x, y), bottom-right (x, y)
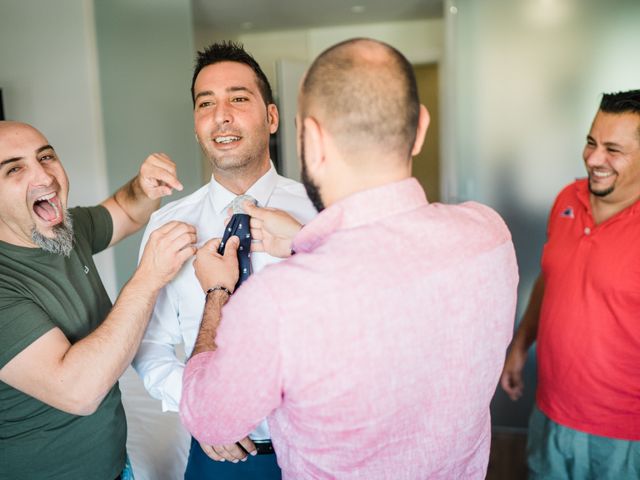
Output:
top-left (192, 0), bottom-right (443, 34)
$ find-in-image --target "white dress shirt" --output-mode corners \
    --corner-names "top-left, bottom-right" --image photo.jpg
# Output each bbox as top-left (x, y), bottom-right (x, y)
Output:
top-left (133, 163), bottom-right (316, 440)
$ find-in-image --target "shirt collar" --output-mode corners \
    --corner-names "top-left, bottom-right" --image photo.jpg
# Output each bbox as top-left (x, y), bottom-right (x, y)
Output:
top-left (574, 177), bottom-right (640, 221)
top-left (207, 162), bottom-right (279, 214)
top-left (293, 177), bottom-right (428, 253)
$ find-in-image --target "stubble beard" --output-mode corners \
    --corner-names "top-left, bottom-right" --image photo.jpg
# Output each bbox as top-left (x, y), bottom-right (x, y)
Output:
top-left (300, 129), bottom-right (325, 212)
top-left (31, 207), bottom-right (74, 257)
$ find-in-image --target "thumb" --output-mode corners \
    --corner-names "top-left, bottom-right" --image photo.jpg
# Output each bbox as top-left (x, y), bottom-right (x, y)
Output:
top-left (224, 236), bottom-right (240, 257)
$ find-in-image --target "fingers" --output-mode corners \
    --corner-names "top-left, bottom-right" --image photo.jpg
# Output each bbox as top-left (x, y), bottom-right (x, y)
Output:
top-left (237, 436), bottom-right (257, 457)
top-left (202, 442), bottom-right (250, 463)
top-left (152, 221), bottom-right (197, 246)
top-left (200, 237), bottom-right (222, 253)
top-left (141, 152), bottom-right (184, 194)
top-left (199, 442), bottom-right (224, 462)
top-left (242, 201), bottom-right (263, 219)
top-left (500, 371), bottom-right (523, 401)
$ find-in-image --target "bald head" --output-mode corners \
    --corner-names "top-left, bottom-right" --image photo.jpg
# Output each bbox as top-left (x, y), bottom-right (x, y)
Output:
top-left (299, 38), bottom-right (420, 160)
top-left (0, 120), bottom-right (39, 135)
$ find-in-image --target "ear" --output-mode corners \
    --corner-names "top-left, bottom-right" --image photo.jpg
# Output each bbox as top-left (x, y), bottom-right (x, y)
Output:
top-left (411, 104), bottom-right (430, 157)
top-left (301, 116), bottom-right (325, 175)
top-left (267, 104), bottom-right (279, 134)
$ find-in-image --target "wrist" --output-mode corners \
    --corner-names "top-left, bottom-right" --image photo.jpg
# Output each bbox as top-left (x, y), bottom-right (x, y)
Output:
top-left (205, 285), bottom-right (233, 298)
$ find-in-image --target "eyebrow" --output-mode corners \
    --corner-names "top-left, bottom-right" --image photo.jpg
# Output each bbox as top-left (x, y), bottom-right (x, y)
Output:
top-left (194, 86), bottom-right (255, 101)
top-left (0, 144), bottom-right (54, 168)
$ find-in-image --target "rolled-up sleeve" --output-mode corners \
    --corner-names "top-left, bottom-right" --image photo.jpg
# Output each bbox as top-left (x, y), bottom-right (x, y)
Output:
top-left (180, 276), bottom-right (284, 445)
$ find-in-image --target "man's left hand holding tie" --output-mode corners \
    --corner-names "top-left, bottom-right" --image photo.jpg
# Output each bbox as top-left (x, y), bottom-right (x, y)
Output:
top-left (190, 236), bottom-right (258, 462)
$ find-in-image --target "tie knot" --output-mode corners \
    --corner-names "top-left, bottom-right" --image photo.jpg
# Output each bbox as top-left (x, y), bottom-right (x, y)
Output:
top-left (232, 195), bottom-right (257, 214)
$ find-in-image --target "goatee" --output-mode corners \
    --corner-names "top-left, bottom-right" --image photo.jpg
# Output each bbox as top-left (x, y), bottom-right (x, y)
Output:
top-left (31, 208), bottom-right (74, 257)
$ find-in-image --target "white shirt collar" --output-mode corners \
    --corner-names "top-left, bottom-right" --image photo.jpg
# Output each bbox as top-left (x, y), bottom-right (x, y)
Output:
top-left (207, 161), bottom-right (279, 214)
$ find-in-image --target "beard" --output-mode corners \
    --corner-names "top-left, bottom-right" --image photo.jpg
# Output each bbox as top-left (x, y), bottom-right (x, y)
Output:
top-left (588, 175), bottom-right (615, 197)
top-left (31, 208), bottom-right (74, 257)
top-left (300, 128), bottom-right (325, 212)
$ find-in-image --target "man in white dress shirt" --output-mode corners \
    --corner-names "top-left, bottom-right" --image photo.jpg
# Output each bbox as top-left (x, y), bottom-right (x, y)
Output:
top-left (133, 41), bottom-right (316, 479)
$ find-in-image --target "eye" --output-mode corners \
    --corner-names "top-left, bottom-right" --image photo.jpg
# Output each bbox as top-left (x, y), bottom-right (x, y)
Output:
top-left (5, 166), bottom-right (21, 176)
top-left (197, 100), bottom-right (214, 109)
top-left (40, 154), bottom-right (55, 162)
top-left (231, 96), bottom-right (249, 103)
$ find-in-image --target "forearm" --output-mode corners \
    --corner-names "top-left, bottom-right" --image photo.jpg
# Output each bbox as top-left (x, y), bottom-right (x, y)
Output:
top-left (113, 176), bottom-right (160, 226)
top-left (192, 290), bottom-right (230, 356)
top-left (59, 271), bottom-right (161, 413)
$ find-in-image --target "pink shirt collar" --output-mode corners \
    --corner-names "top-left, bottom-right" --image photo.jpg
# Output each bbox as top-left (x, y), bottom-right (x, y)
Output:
top-left (293, 177), bottom-right (428, 253)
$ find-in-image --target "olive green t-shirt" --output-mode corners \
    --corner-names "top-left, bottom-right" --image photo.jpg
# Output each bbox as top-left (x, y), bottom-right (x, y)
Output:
top-left (0, 206), bottom-right (126, 480)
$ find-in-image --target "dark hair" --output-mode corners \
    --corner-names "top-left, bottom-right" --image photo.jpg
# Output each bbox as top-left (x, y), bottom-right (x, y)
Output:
top-left (190, 41), bottom-right (273, 106)
top-left (301, 38), bottom-right (420, 158)
top-left (599, 89), bottom-right (640, 115)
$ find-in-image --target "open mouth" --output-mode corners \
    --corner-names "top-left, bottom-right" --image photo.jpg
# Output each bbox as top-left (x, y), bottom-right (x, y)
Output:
top-left (32, 192), bottom-right (63, 225)
top-left (213, 135), bottom-right (241, 145)
top-left (591, 170), bottom-right (614, 179)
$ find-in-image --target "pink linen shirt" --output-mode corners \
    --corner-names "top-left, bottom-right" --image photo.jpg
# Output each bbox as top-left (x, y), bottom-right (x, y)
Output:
top-left (181, 178), bottom-right (518, 479)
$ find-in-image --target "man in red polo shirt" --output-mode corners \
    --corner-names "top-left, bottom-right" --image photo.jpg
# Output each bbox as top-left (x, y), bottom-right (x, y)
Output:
top-left (501, 89), bottom-right (640, 478)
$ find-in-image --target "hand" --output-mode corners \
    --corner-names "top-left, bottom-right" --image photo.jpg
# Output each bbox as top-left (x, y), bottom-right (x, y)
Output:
top-left (198, 437), bottom-right (257, 462)
top-left (243, 201), bottom-right (303, 258)
top-left (194, 237), bottom-right (240, 293)
top-left (137, 221), bottom-right (197, 290)
top-left (138, 152), bottom-right (183, 199)
top-left (500, 343), bottom-right (528, 401)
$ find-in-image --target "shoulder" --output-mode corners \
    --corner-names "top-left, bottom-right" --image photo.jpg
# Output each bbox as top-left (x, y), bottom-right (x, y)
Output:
top-left (274, 174), bottom-right (308, 196)
top-left (148, 183), bottom-right (210, 227)
top-left (270, 175), bottom-right (317, 223)
top-left (432, 201), bottom-right (512, 246)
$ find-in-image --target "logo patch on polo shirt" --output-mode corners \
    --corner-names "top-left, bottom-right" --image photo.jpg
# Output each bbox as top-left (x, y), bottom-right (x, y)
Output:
top-left (560, 206), bottom-right (574, 218)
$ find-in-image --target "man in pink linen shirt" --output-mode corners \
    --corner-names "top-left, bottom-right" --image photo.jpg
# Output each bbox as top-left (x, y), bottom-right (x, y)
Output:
top-left (180, 38), bottom-right (518, 479)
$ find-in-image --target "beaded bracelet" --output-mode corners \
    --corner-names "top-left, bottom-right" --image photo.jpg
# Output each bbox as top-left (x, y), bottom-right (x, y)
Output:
top-left (205, 285), bottom-right (232, 297)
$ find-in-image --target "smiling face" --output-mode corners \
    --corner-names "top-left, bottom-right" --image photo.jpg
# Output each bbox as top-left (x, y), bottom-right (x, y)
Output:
top-left (193, 61), bottom-right (278, 184)
top-left (583, 111), bottom-right (640, 209)
top-left (0, 122), bottom-right (70, 248)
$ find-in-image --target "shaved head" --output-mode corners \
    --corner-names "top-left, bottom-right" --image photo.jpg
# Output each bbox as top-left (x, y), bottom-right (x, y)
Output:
top-left (299, 38), bottom-right (420, 160)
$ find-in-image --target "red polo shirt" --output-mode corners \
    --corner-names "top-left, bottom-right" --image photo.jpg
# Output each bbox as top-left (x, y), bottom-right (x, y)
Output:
top-left (537, 179), bottom-right (640, 440)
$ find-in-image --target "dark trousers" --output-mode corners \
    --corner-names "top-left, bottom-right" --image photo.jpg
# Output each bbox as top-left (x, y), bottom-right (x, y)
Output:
top-left (184, 437), bottom-right (282, 480)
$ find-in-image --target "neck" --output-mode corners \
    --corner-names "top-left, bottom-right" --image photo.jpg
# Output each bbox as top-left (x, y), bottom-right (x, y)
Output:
top-left (324, 159), bottom-right (412, 207)
top-left (211, 159), bottom-right (270, 195)
top-left (590, 193), bottom-right (640, 225)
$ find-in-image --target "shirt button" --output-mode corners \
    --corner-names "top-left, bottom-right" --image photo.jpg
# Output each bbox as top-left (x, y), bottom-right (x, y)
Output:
top-left (584, 227), bottom-right (591, 235)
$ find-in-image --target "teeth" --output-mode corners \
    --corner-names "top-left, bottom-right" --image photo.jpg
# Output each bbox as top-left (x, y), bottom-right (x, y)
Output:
top-left (214, 136), bottom-right (240, 144)
top-left (592, 170), bottom-right (614, 178)
top-left (48, 199), bottom-right (60, 219)
top-left (36, 192), bottom-right (56, 202)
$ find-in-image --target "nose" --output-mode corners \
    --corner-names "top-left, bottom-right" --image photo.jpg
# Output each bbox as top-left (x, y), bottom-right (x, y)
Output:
top-left (584, 145), bottom-right (606, 168)
top-left (213, 102), bottom-right (232, 126)
top-left (30, 161), bottom-right (54, 187)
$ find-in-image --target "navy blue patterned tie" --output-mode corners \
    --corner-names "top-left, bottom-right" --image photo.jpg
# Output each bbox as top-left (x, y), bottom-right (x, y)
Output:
top-left (217, 195), bottom-right (257, 290)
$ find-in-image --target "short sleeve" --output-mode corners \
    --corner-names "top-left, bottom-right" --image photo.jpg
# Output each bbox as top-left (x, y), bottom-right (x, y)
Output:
top-left (0, 297), bottom-right (55, 368)
top-left (70, 206), bottom-right (114, 254)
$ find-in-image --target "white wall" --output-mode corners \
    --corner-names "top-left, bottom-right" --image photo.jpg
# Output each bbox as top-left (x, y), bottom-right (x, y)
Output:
top-left (0, 0), bottom-right (117, 297)
top-left (94, 0), bottom-right (202, 288)
top-left (195, 19), bottom-right (443, 95)
top-left (445, 0), bottom-right (640, 428)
